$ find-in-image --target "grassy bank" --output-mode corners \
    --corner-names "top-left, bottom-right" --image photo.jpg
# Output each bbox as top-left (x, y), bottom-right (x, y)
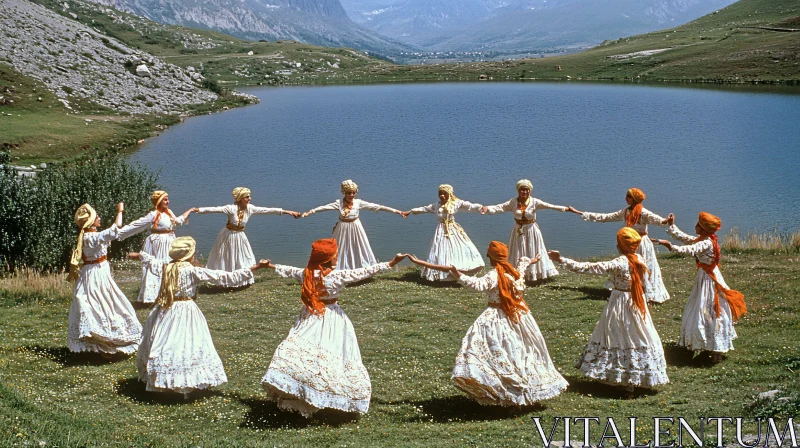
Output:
top-left (1, 250), bottom-right (798, 447)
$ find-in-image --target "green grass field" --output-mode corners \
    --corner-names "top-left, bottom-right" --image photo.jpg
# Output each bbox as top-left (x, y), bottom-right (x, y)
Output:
top-left (1, 252), bottom-right (798, 447)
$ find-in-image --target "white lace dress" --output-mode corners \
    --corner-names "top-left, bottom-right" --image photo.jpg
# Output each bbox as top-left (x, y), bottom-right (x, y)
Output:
top-left (667, 225), bottom-right (737, 353)
top-left (196, 203), bottom-right (283, 286)
top-left (454, 257), bottom-right (568, 405)
top-left (582, 208), bottom-right (670, 303)
top-left (135, 253), bottom-right (254, 394)
top-left (119, 211), bottom-right (186, 304)
top-left (306, 199), bottom-right (400, 270)
top-left (558, 255), bottom-right (668, 388)
top-left (410, 200), bottom-right (485, 281)
top-left (261, 262), bottom-right (393, 417)
top-left (485, 197), bottom-right (567, 281)
top-left (68, 225), bottom-right (142, 355)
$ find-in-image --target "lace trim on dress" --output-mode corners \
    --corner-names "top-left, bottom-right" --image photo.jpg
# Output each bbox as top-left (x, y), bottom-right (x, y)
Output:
top-left (575, 341), bottom-right (669, 387)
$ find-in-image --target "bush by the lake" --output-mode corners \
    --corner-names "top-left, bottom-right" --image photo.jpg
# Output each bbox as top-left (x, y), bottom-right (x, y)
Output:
top-left (0, 153), bottom-right (159, 272)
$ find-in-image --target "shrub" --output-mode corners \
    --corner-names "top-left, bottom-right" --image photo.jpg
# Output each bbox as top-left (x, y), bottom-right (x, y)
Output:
top-left (0, 153), bottom-right (160, 272)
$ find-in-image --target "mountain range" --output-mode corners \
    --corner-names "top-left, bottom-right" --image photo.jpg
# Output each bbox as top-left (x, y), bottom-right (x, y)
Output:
top-left (340, 0), bottom-right (740, 52)
top-left (84, 0), bottom-right (415, 56)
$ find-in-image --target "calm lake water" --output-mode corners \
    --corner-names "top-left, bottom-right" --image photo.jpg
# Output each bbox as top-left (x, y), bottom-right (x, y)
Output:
top-left (130, 82), bottom-right (800, 266)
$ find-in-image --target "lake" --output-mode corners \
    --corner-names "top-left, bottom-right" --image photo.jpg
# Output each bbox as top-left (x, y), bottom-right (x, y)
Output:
top-left (129, 82), bottom-right (800, 266)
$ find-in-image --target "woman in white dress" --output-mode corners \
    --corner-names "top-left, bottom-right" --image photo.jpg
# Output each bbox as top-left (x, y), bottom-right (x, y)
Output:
top-left (261, 238), bottom-right (408, 417)
top-left (129, 237), bottom-right (270, 397)
top-left (194, 187), bottom-right (301, 286)
top-left (482, 179), bottom-right (575, 282)
top-left (548, 227), bottom-right (668, 396)
top-left (67, 203), bottom-right (141, 355)
top-left (570, 188), bottom-right (673, 303)
top-left (400, 184), bottom-right (485, 281)
top-left (654, 212), bottom-right (746, 363)
top-left (301, 179), bottom-right (403, 270)
top-left (409, 241), bottom-right (568, 406)
top-left (119, 190), bottom-right (195, 305)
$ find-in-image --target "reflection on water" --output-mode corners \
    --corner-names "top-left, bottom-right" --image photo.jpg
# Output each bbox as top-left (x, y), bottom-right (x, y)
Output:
top-left (130, 82), bottom-right (800, 266)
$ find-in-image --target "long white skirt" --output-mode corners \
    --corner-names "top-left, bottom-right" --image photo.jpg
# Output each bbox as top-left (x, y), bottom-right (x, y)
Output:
top-left (332, 219), bottom-right (378, 271)
top-left (68, 262), bottom-right (141, 354)
top-left (508, 222), bottom-right (559, 281)
top-left (680, 267), bottom-right (737, 353)
top-left (576, 290), bottom-right (668, 388)
top-left (136, 233), bottom-right (176, 304)
top-left (136, 301), bottom-right (227, 394)
top-left (420, 222), bottom-right (485, 281)
top-left (261, 304), bottom-right (371, 417)
top-left (638, 237), bottom-right (670, 303)
top-left (204, 228), bottom-right (256, 286)
top-left (452, 307), bottom-right (568, 406)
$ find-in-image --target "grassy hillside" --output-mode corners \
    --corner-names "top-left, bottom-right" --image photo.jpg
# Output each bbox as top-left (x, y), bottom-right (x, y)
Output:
top-left (299, 0), bottom-right (800, 84)
top-left (1, 252), bottom-right (798, 446)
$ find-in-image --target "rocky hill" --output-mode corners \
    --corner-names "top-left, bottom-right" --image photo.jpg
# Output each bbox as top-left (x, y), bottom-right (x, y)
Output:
top-left (0, 0), bottom-right (233, 115)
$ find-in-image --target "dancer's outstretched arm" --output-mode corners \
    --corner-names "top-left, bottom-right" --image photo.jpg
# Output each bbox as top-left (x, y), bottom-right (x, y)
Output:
top-left (409, 255), bottom-right (461, 277)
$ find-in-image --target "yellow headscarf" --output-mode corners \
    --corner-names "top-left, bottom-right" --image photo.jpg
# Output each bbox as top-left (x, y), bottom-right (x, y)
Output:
top-left (68, 204), bottom-right (97, 281)
top-left (151, 190), bottom-right (168, 209)
top-left (516, 179), bottom-right (533, 207)
top-left (157, 236), bottom-right (196, 308)
top-left (232, 187), bottom-right (251, 204)
top-left (340, 179), bottom-right (358, 194)
top-left (438, 184), bottom-right (460, 213)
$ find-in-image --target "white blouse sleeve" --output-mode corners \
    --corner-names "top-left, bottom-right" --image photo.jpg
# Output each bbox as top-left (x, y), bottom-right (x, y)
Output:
top-left (307, 202), bottom-right (339, 214)
top-left (192, 267), bottom-right (254, 286)
top-left (484, 199), bottom-right (513, 214)
top-left (642, 208), bottom-right (667, 226)
top-left (667, 224), bottom-right (697, 244)
top-left (173, 213), bottom-right (186, 226)
top-left (98, 224), bottom-right (120, 242)
top-left (457, 270), bottom-right (498, 292)
top-left (559, 256), bottom-right (622, 276)
top-left (250, 205), bottom-right (283, 215)
top-left (329, 262), bottom-right (392, 285)
top-left (410, 203), bottom-right (436, 214)
top-left (274, 264), bottom-right (305, 282)
top-left (534, 199), bottom-right (568, 212)
top-left (457, 200), bottom-right (484, 213)
top-left (138, 252), bottom-right (164, 277)
top-left (359, 200), bottom-right (400, 214)
top-left (118, 212), bottom-right (155, 240)
top-left (582, 208), bottom-right (625, 223)
top-left (515, 256), bottom-right (532, 275)
top-left (668, 239), bottom-right (712, 257)
top-left (196, 205), bottom-right (229, 214)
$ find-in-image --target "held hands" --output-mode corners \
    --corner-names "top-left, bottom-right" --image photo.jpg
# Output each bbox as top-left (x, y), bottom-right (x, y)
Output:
top-left (254, 259), bottom-right (275, 269)
top-left (192, 207), bottom-right (200, 213)
top-left (547, 250), bottom-right (562, 263)
top-left (127, 252), bottom-right (141, 260)
top-left (389, 253), bottom-right (409, 267)
top-left (652, 239), bottom-right (673, 250)
top-left (301, 212), bottom-right (310, 218)
top-left (566, 206), bottom-right (583, 215)
top-left (400, 211), bottom-right (411, 219)
top-left (480, 206), bottom-right (488, 215)
top-left (662, 213), bottom-right (675, 226)
top-left (285, 211), bottom-right (301, 219)
top-left (530, 254), bottom-right (541, 264)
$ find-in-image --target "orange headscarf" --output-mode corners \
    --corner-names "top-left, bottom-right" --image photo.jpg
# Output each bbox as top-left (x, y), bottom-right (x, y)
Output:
top-left (487, 241), bottom-right (529, 323)
top-left (617, 227), bottom-right (648, 317)
top-left (625, 188), bottom-right (646, 227)
top-left (693, 212), bottom-right (747, 321)
top-left (301, 238), bottom-right (338, 315)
